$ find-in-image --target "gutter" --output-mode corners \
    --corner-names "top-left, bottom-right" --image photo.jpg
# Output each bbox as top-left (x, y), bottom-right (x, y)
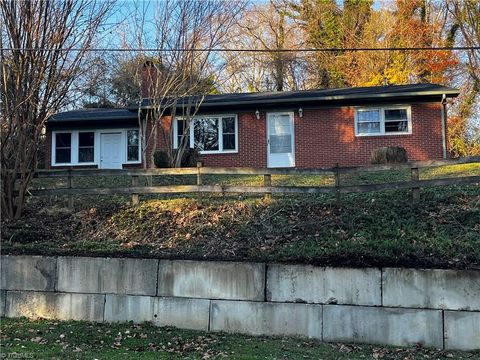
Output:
top-left (441, 94), bottom-right (448, 159)
top-left (135, 89), bottom-right (460, 110)
top-left (48, 116), bottom-right (138, 123)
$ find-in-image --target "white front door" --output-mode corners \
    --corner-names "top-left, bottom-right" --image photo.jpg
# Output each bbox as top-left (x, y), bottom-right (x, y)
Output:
top-left (100, 133), bottom-right (123, 169)
top-left (267, 112), bottom-right (295, 168)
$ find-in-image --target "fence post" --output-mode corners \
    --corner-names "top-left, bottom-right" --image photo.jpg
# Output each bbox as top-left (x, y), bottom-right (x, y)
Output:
top-left (131, 175), bottom-right (139, 205)
top-left (67, 168), bottom-right (74, 210)
top-left (334, 163), bottom-right (341, 203)
top-left (263, 174), bottom-right (272, 200)
top-left (411, 166), bottom-right (420, 202)
top-left (197, 161), bottom-right (203, 202)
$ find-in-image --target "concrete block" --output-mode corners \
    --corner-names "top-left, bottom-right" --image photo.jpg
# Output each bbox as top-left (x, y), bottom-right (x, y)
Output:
top-left (1, 255), bottom-right (56, 291)
top-left (383, 268), bottom-right (480, 311)
top-left (323, 305), bottom-right (443, 348)
top-left (5, 291), bottom-right (104, 322)
top-left (0, 290), bottom-right (5, 317)
top-left (157, 260), bottom-right (265, 301)
top-left (210, 300), bottom-right (322, 339)
top-left (57, 257), bottom-right (158, 295)
top-left (153, 297), bottom-right (210, 331)
top-left (444, 311), bottom-right (480, 351)
top-left (104, 295), bottom-right (155, 323)
top-left (267, 264), bottom-right (381, 306)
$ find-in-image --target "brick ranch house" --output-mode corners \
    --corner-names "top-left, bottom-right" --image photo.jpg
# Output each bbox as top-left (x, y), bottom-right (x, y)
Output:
top-left (46, 81), bottom-right (459, 169)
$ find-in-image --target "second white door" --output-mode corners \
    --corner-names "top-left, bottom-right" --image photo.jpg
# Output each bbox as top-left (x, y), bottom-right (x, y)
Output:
top-left (267, 112), bottom-right (295, 168)
top-left (100, 133), bottom-right (123, 169)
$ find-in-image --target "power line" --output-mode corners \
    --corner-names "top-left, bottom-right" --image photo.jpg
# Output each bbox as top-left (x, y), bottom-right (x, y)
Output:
top-left (1, 46), bottom-right (479, 52)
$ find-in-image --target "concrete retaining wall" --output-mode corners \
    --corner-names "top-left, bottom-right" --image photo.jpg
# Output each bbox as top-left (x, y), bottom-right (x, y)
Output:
top-left (57, 257), bottom-right (158, 295)
top-left (1, 255), bottom-right (479, 351)
top-left (267, 265), bottom-right (381, 305)
top-left (6, 291), bottom-right (104, 322)
top-left (382, 268), bottom-right (480, 311)
top-left (323, 305), bottom-right (443, 348)
top-left (210, 300), bottom-right (323, 338)
top-left (1, 256), bottom-right (57, 292)
top-left (157, 260), bottom-right (264, 300)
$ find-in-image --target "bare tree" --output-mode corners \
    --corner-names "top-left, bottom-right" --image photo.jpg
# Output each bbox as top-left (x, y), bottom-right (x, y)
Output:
top-left (0, 0), bottom-right (113, 219)
top-left (221, 0), bottom-right (305, 92)
top-left (449, 1), bottom-right (480, 93)
top-left (122, 0), bottom-right (242, 168)
top-left (445, 0), bottom-right (480, 156)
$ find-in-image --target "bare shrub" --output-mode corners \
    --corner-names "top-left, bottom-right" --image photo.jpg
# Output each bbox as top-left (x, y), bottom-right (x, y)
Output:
top-left (370, 146), bottom-right (408, 164)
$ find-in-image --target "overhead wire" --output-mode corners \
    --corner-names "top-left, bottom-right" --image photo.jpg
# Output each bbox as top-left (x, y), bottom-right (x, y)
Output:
top-left (1, 46), bottom-right (479, 52)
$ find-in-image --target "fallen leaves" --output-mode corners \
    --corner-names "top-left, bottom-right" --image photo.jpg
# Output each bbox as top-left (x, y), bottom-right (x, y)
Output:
top-left (145, 334), bottom-right (230, 359)
top-left (2, 317), bottom-right (476, 360)
top-left (3, 188), bottom-right (480, 270)
top-left (31, 336), bottom-right (46, 344)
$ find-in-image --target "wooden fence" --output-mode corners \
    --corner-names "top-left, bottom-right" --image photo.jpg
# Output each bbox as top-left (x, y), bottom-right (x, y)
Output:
top-left (30, 156), bottom-right (480, 207)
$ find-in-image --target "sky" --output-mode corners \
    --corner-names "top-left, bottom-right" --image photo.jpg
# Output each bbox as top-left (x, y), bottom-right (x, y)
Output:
top-left (92, 0), bottom-right (478, 128)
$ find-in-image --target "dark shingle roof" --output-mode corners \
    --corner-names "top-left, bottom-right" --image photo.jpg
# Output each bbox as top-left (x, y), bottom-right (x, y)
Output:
top-left (49, 83), bottom-right (459, 125)
top-left (49, 108), bottom-right (137, 123)
top-left (139, 83), bottom-right (459, 109)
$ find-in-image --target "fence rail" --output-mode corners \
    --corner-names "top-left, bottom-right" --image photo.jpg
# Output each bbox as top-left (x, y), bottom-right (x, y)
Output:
top-left (29, 156), bottom-right (480, 207)
top-left (33, 156), bottom-right (480, 178)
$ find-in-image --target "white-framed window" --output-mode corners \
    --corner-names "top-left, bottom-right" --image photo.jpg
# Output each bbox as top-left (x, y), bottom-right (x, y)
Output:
top-left (355, 106), bottom-right (412, 136)
top-left (173, 115), bottom-right (238, 154)
top-left (78, 132), bottom-right (95, 163)
top-left (52, 128), bottom-right (141, 166)
top-left (54, 133), bottom-right (72, 164)
top-left (126, 129), bottom-right (140, 162)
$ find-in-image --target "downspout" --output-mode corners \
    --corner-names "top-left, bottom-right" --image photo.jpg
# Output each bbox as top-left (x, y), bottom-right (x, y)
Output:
top-left (441, 94), bottom-right (447, 159)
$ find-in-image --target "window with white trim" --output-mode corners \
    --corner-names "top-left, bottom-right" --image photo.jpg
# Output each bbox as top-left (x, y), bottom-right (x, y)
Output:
top-left (176, 119), bottom-right (190, 149)
top-left (195, 118), bottom-right (219, 151)
top-left (127, 130), bottom-right (140, 161)
top-left (55, 133), bottom-right (72, 163)
top-left (355, 106), bottom-right (411, 136)
top-left (78, 132), bottom-right (94, 163)
top-left (221, 117), bottom-right (236, 150)
top-left (52, 128), bottom-right (141, 166)
top-left (174, 115), bottom-right (238, 153)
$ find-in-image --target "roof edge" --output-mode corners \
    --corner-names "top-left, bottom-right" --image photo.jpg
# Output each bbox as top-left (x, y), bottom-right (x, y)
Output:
top-left (135, 88), bottom-right (460, 110)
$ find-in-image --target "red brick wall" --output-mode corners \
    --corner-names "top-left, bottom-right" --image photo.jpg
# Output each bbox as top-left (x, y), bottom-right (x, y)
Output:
top-left (192, 102), bottom-right (445, 168)
top-left (45, 102), bottom-right (445, 169)
top-left (293, 103), bottom-right (444, 167)
top-left (198, 112), bottom-right (268, 168)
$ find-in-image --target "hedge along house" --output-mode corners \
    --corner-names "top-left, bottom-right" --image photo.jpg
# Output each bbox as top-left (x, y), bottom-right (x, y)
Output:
top-left (47, 79), bottom-right (459, 169)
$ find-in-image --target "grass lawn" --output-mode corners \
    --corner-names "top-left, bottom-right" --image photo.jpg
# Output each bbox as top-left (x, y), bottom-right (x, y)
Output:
top-left (2, 163), bottom-right (479, 269)
top-left (1, 318), bottom-right (478, 360)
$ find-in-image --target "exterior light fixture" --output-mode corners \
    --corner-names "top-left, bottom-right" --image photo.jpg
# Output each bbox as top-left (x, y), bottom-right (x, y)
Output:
top-left (298, 107), bottom-right (303, 118)
top-left (255, 109), bottom-right (260, 120)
